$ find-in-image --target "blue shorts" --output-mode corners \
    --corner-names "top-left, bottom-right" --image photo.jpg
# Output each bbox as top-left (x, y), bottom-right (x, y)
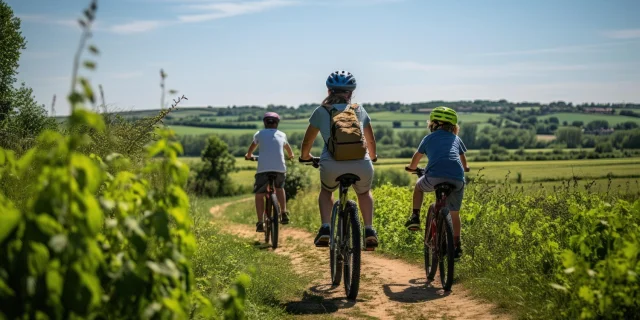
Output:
top-left (416, 176), bottom-right (465, 211)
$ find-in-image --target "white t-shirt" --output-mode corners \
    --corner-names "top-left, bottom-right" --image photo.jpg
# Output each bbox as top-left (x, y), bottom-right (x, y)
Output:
top-left (253, 129), bottom-right (289, 173)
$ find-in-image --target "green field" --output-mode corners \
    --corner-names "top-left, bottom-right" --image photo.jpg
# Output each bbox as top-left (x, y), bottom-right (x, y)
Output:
top-left (539, 112), bottom-right (640, 125)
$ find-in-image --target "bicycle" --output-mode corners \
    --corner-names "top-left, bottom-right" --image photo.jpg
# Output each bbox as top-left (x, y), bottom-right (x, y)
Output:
top-left (299, 156), bottom-right (364, 300)
top-left (406, 166), bottom-right (469, 291)
top-left (246, 156), bottom-right (282, 250)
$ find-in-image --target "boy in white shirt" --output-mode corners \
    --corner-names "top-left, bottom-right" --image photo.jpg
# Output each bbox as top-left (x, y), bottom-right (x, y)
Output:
top-left (245, 112), bottom-right (295, 232)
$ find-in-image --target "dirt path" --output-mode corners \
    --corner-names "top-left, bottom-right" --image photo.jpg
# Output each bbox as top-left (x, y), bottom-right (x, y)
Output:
top-left (210, 200), bottom-right (510, 320)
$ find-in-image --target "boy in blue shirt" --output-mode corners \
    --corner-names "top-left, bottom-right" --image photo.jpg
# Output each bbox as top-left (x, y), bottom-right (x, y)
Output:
top-left (404, 106), bottom-right (469, 260)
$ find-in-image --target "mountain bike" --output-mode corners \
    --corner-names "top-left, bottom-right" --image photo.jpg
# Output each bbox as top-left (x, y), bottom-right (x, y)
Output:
top-left (299, 156), bottom-right (362, 300)
top-left (246, 156), bottom-right (281, 250)
top-left (406, 167), bottom-right (468, 291)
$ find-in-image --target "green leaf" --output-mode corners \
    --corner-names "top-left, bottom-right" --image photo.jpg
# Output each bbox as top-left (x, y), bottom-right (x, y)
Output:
top-left (508, 222), bottom-right (523, 237)
top-left (69, 108), bottom-right (105, 132)
top-left (28, 243), bottom-right (50, 275)
top-left (83, 61), bottom-right (96, 70)
top-left (35, 214), bottom-right (63, 237)
top-left (162, 298), bottom-right (186, 319)
top-left (0, 278), bottom-right (15, 298)
top-left (578, 286), bottom-right (595, 304)
top-left (68, 91), bottom-right (84, 105)
top-left (46, 268), bottom-right (63, 298)
top-left (550, 283), bottom-right (567, 292)
top-left (88, 45), bottom-right (100, 55)
top-left (79, 77), bottom-right (95, 104)
top-left (0, 202), bottom-right (21, 243)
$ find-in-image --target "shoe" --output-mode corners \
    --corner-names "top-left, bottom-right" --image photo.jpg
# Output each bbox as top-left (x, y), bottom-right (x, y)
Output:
top-left (256, 222), bottom-right (264, 233)
top-left (314, 225), bottom-right (330, 247)
top-left (454, 245), bottom-right (463, 261)
top-left (364, 227), bottom-right (379, 250)
top-left (405, 214), bottom-right (420, 231)
top-left (281, 211), bottom-right (290, 225)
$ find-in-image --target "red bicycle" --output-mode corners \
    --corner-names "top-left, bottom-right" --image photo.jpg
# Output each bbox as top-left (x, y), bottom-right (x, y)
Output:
top-left (406, 167), bottom-right (467, 291)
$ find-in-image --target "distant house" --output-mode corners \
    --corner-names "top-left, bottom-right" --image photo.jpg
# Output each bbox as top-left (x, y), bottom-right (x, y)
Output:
top-left (584, 108), bottom-right (614, 114)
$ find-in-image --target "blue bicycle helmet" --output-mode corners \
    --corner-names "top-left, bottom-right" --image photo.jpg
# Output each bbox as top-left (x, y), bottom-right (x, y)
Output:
top-left (326, 70), bottom-right (357, 91)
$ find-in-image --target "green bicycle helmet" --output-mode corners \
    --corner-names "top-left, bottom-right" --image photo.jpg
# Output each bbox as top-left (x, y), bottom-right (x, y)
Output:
top-left (429, 106), bottom-right (458, 125)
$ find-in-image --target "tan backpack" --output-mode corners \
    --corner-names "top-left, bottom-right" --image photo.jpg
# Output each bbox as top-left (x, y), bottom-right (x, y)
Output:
top-left (324, 104), bottom-right (367, 161)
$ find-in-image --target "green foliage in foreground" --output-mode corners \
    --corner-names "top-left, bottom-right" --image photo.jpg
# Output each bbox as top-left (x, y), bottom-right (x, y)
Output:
top-left (234, 181), bottom-right (639, 319)
top-left (0, 109), bottom-right (199, 318)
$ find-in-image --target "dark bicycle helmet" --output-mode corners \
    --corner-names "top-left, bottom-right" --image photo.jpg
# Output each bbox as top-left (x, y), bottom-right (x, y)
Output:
top-left (326, 70), bottom-right (357, 91)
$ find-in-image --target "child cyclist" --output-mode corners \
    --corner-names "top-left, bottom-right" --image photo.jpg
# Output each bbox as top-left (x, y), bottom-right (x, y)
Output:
top-left (404, 106), bottom-right (469, 260)
top-left (245, 112), bottom-right (295, 232)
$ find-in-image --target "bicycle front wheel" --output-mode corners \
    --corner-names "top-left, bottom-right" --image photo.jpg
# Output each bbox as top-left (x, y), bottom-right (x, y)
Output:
top-left (343, 200), bottom-right (361, 300)
top-left (270, 193), bottom-right (280, 250)
top-left (437, 208), bottom-right (455, 291)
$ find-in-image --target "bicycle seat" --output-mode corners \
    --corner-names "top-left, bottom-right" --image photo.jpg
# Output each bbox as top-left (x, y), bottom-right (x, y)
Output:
top-left (336, 174), bottom-right (360, 186)
top-left (434, 183), bottom-right (456, 198)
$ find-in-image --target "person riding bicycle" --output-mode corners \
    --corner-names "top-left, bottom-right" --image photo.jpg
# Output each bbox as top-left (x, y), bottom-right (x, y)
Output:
top-left (245, 112), bottom-right (295, 232)
top-left (299, 70), bottom-right (379, 248)
top-left (404, 106), bottom-right (469, 260)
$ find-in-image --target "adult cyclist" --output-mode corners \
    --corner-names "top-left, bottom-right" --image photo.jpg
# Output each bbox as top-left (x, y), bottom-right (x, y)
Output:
top-left (299, 70), bottom-right (379, 248)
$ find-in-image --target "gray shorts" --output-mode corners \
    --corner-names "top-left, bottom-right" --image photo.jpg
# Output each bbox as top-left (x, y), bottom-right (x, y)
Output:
top-left (253, 172), bottom-right (285, 193)
top-left (319, 158), bottom-right (373, 194)
top-left (416, 176), bottom-right (465, 211)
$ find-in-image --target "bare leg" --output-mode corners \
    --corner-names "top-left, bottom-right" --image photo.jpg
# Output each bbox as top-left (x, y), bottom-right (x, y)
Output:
top-left (356, 190), bottom-right (373, 226)
top-left (319, 189), bottom-right (334, 224)
top-left (413, 186), bottom-right (424, 211)
top-left (255, 193), bottom-right (265, 222)
top-left (275, 188), bottom-right (286, 213)
top-left (450, 210), bottom-right (461, 238)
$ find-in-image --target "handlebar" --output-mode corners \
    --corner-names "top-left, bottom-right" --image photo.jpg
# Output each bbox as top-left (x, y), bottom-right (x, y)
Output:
top-left (405, 166), bottom-right (470, 178)
top-left (298, 156), bottom-right (320, 168)
top-left (245, 156), bottom-right (258, 161)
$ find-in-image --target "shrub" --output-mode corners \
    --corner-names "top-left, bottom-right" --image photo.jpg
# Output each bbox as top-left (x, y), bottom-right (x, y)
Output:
top-left (284, 161), bottom-right (311, 200)
top-left (595, 142), bottom-right (614, 153)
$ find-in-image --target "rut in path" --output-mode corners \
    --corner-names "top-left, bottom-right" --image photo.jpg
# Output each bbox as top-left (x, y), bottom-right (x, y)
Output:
top-left (209, 200), bottom-right (511, 320)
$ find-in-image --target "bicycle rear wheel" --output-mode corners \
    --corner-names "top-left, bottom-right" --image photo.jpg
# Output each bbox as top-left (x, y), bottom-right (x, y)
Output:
top-left (264, 196), bottom-right (272, 245)
top-left (437, 208), bottom-right (455, 291)
top-left (270, 193), bottom-right (280, 250)
top-left (423, 206), bottom-right (437, 282)
top-left (329, 201), bottom-right (342, 286)
top-left (343, 200), bottom-right (361, 300)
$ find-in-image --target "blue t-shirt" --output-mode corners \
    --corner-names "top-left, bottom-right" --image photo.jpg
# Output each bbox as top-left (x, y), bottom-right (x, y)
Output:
top-left (309, 103), bottom-right (371, 160)
top-left (417, 130), bottom-right (467, 181)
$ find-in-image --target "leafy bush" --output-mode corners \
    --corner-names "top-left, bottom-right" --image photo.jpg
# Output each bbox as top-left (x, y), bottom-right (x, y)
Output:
top-left (595, 142), bottom-right (614, 153)
top-left (188, 135), bottom-right (247, 197)
top-left (284, 161), bottom-right (312, 200)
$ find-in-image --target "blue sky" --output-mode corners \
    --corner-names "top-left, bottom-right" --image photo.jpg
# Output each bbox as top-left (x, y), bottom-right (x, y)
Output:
top-left (9, 0), bottom-right (640, 116)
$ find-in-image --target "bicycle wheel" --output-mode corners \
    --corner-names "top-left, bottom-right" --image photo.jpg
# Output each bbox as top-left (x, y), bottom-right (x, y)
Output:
top-left (342, 200), bottom-right (361, 300)
top-left (423, 205), bottom-right (438, 282)
top-left (264, 196), bottom-right (271, 245)
top-left (270, 193), bottom-right (280, 250)
top-left (329, 201), bottom-right (342, 286)
top-left (437, 208), bottom-right (455, 291)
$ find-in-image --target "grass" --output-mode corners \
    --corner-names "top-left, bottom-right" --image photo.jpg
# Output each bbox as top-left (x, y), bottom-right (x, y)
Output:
top-left (189, 196), bottom-right (313, 319)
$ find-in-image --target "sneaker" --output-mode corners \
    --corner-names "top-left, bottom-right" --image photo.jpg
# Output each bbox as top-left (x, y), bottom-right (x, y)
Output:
top-left (454, 245), bottom-right (463, 261)
top-left (364, 227), bottom-right (379, 250)
top-left (281, 211), bottom-right (290, 225)
top-left (256, 222), bottom-right (264, 233)
top-left (405, 214), bottom-right (420, 231)
top-left (314, 225), bottom-right (331, 247)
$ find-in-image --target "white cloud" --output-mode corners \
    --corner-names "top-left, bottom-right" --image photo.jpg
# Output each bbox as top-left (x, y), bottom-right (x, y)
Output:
top-left (476, 41), bottom-right (635, 57)
top-left (108, 20), bottom-right (165, 34)
top-left (178, 0), bottom-right (298, 22)
top-left (385, 61), bottom-right (593, 78)
top-left (602, 29), bottom-right (640, 40)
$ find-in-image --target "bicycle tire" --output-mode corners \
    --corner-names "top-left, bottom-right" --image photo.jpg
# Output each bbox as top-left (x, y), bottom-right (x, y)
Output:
top-left (343, 200), bottom-right (361, 300)
top-left (264, 196), bottom-right (271, 245)
top-left (423, 205), bottom-right (438, 282)
top-left (270, 193), bottom-right (280, 250)
top-left (437, 208), bottom-right (455, 291)
top-left (329, 201), bottom-right (342, 286)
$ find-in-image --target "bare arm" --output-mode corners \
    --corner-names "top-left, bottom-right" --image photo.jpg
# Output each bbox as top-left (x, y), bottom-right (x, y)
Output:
top-left (406, 152), bottom-right (424, 171)
top-left (284, 143), bottom-right (294, 160)
top-left (245, 141), bottom-right (258, 159)
top-left (300, 125), bottom-right (320, 160)
top-left (460, 153), bottom-right (470, 171)
top-left (363, 124), bottom-right (377, 160)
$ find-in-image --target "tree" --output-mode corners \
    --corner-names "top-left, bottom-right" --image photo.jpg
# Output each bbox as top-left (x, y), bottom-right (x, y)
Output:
top-left (585, 120), bottom-right (609, 131)
top-left (459, 123), bottom-right (477, 149)
top-left (555, 127), bottom-right (583, 148)
top-left (201, 135), bottom-right (236, 181)
top-left (562, 121), bottom-right (568, 126)
top-left (414, 120), bottom-right (419, 127)
top-left (572, 121), bottom-right (583, 127)
top-left (0, 0), bottom-right (27, 104)
top-left (392, 121), bottom-right (401, 128)
top-left (549, 116), bottom-right (559, 124)
top-left (526, 116), bottom-right (537, 125)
